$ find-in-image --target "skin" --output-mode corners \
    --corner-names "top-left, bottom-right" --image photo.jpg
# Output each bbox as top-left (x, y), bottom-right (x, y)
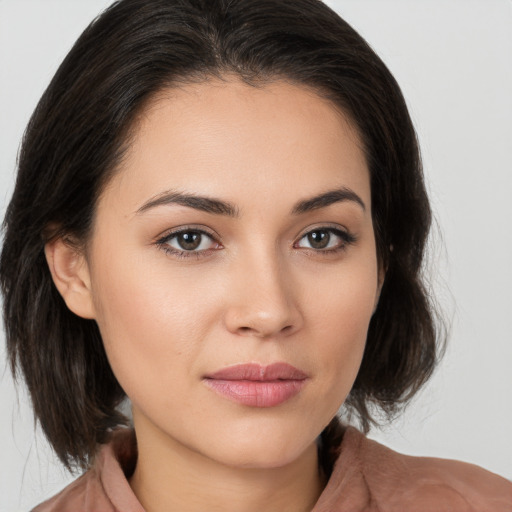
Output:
top-left (46, 77), bottom-right (382, 512)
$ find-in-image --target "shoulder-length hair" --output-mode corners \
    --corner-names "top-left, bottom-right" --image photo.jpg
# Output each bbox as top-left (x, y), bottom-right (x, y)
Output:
top-left (1, 0), bottom-right (443, 470)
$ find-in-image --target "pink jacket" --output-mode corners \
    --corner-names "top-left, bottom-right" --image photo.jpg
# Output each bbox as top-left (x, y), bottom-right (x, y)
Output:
top-left (33, 427), bottom-right (512, 511)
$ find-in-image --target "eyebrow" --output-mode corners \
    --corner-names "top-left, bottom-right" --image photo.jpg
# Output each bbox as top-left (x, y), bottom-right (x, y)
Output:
top-left (136, 190), bottom-right (240, 217)
top-left (136, 187), bottom-right (365, 217)
top-left (292, 187), bottom-right (366, 214)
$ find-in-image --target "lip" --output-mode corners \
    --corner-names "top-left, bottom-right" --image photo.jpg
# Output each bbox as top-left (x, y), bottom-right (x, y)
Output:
top-left (203, 363), bottom-right (308, 408)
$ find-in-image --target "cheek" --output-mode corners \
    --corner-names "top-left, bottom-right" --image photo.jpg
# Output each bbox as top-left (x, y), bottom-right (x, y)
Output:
top-left (306, 255), bottom-right (378, 403)
top-left (88, 249), bottom-right (221, 396)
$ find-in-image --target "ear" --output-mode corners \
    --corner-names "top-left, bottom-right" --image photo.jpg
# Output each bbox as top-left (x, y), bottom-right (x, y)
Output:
top-left (44, 237), bottom-right (96, 319)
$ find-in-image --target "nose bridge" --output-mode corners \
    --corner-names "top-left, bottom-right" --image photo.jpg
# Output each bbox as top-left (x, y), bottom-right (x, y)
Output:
top-left (224, 242), bottom-right (302, 338)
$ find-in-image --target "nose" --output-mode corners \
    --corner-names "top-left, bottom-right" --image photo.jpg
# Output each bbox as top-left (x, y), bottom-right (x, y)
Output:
top-left (223, 250), bottom-right (304, 339)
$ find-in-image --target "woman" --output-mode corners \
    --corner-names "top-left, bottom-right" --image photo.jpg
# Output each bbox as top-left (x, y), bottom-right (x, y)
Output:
top-left (1, 0), bottom-right (511, 510)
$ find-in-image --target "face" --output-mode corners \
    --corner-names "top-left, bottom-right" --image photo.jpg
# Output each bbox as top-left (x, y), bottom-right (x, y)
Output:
top-left (83, 78), bottom-right (381, 468)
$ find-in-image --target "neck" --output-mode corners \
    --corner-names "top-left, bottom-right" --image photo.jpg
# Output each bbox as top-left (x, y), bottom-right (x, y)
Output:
top-left (129, 418), bottom-right (325, 512)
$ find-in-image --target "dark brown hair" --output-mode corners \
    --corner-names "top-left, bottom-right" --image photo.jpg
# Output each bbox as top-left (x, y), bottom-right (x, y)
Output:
top-left (0, 0), bottom-right (443, 471)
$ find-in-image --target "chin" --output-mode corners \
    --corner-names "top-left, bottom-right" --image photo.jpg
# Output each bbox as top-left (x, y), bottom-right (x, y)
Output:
top-left (198, 421), bottom-right (318, 470)
top-left (215, 445), bottom-right (310, 470)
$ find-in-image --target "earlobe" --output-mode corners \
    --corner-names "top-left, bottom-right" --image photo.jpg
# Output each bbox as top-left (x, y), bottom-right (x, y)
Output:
top-left (44, 237), bottom-right (96, 319)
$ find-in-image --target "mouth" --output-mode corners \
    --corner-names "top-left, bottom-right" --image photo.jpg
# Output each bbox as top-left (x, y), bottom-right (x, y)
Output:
top-left (203, 363), bottom-right (308, 407)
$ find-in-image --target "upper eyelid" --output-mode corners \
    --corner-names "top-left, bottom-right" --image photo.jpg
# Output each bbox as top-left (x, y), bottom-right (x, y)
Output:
top-left (156, 225), bottom-right (220, 242)
top-left (295, 227), bottom-right (354, 245)
top-left (296, 224), bottom-right (351, 239)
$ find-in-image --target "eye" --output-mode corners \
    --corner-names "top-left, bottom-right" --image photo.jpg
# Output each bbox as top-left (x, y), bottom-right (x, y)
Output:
top-left (295, 227), bottom-right (355, 252)
top-left (156, 228), bottom-right (221, 257)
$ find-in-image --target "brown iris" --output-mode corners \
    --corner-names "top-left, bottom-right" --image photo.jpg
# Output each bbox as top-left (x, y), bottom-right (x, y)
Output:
top-left (176, 231), bottom-right (202, 250)
top-left (307, 230), bottom-right (330, 249)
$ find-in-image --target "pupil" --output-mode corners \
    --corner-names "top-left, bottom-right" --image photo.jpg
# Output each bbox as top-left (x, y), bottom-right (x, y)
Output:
top-left (178, 232), bottom-right (201, 250)
top-left (308, 230), bottom-right (329, 249)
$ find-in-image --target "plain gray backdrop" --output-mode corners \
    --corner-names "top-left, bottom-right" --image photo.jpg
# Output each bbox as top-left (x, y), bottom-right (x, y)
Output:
top-left (1, 1), bottom-right (511, 510)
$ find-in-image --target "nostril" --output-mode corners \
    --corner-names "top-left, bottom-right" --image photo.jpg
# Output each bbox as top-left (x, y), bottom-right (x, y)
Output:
top-left (237, 324), bottom-right (294, 336)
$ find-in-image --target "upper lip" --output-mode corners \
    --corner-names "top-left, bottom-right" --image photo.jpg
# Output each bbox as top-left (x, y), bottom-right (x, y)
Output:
top-left (205, 363), bottom-right (308, 381)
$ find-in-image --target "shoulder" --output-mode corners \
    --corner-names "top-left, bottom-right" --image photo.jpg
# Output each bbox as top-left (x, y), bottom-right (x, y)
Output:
top-left (321, 426), bottom-right (512, 512)
top-left (31, 469), bottom-right (109, 512)
top-left (31, 429), bottom-right (143, 512)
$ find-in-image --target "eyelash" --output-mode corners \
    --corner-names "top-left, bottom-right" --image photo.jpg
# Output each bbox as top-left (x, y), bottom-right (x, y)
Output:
top-left (295, 227), bottom-right (357, 255)
top-left (155, 227), bottom-right (220, 260)
top-left (155, 226), bottom-right (357, 260)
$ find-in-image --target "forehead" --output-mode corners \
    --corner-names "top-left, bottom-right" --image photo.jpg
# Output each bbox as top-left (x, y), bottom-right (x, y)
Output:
top-left (102, 77), bottom-right (370, 216)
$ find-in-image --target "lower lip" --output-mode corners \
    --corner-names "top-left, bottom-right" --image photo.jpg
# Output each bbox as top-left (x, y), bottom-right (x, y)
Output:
top-left (203, 379), bottom-right (306, 407)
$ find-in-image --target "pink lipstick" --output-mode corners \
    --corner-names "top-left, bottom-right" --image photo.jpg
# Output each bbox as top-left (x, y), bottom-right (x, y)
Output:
top-left (203, 363), bottom-right (308, 407)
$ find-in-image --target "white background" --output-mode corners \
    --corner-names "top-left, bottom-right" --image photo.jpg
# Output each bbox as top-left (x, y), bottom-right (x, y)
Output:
top-left (1, 0), bottom-right (511, 510)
